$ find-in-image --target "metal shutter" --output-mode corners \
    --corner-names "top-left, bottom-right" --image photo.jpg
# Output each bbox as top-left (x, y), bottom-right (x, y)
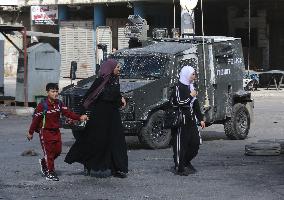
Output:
top-left (106, 18), bottom-right (128, 50)
top-left (60, 21), bottom-right (94, 79)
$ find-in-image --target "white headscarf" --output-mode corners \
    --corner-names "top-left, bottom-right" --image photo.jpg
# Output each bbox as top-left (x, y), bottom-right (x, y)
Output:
top-left (179, 65), bottom-right (195, 90)
top-left (179, 65), bottom-right (196, 107)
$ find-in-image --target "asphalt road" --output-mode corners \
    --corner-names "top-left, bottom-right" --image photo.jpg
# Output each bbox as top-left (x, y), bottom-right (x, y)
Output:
top-left (0, 89), bottom-right (283, 200)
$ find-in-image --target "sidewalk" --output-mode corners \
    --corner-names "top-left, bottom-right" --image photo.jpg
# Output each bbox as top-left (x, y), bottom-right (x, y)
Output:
top-left (0, 105), bottom-right (34, 116)
top-left (251, 88), bottom-right (284, 97)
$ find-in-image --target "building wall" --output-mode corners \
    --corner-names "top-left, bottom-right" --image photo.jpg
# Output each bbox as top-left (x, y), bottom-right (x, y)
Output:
top-left (195, 1), bottom-right (284, 71)
top-left (0, 0), bottom-right (18, 5)
top-left (0, 7), bottom-right (30, 77)
top-left (8, 0), bottom-right (284, 73)
top-left (18, 0), bottom-right (173, 6)
top-left (267, 2), bottom-right (284, 70)
top-left (227, 7), bottom-right (269, 71)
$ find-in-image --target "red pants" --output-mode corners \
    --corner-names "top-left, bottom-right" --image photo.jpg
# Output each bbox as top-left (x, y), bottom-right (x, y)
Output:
top-left (39, 129), bottom-right (62, 172)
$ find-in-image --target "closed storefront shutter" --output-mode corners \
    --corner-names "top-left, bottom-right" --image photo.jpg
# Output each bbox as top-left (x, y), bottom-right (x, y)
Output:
top-left (106, 18), bottom-right (128, 50)
top-left (60, 21), bottom-right (94, 79)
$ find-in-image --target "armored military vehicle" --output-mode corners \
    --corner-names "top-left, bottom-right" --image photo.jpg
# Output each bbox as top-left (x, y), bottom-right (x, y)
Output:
top-left (60, 36), bottom-right (254, 149)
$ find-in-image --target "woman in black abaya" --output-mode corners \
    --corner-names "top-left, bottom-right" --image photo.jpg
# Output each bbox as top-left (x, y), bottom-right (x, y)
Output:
top-left (65, 59), bottom-right (128, 178)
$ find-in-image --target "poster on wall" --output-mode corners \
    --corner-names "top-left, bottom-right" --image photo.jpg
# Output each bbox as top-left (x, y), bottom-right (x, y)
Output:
top-left (31, 5), bottom-right (58, 25)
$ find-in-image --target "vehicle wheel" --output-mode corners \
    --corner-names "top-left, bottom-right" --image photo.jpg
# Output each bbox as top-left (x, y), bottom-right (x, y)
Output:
top-left (72, 130), bottom-right (84, 140)
top-left (138, 110), bottom-right (172, 149)
top-left (224, 103), bottom-right (250, 140)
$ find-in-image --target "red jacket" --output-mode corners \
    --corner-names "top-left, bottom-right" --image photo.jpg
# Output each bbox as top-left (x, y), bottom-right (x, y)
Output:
top-left (29, 99), bottom-right (80, 135)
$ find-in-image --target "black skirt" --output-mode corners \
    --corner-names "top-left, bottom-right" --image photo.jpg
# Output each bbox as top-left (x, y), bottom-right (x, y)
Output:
top-left (64, 100), bottom-right (128, 173)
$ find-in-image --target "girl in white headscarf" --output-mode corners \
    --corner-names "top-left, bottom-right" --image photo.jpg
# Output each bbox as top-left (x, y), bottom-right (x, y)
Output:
top-left (171, 65), bottom-right (205, 176)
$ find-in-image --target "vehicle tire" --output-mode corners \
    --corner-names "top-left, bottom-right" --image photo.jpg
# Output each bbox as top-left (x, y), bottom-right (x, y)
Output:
top-left (245, 142), bottom-right (281, 156)
top-left (72, 130), bottom-right (83, 140)
top-left (224, 103), bottom-right (250, 140)
top-left (138, 110), bottom-right (172, 149)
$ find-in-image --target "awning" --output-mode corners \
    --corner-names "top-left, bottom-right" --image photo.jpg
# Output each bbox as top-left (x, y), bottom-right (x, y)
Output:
top-left (26, 31), bottom-right (59, 38)
top-left (0, 24), bottom-right (24, 33)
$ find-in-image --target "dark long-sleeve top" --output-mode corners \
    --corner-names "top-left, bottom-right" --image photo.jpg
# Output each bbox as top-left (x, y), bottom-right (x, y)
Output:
top-left (80, 76), bottom-right (122, 113)
top-left (97, 77), bottom-right (122, 107)
top-left (29, 99), bottom-right (81, 135)
top-left (172, 81), bottom-right (204, 123)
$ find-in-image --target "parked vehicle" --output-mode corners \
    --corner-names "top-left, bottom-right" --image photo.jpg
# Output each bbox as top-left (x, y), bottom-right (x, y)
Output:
top-left (243, 70), bottom-right (259, 91)
top-left (60, 36), bottom-right (254, 149)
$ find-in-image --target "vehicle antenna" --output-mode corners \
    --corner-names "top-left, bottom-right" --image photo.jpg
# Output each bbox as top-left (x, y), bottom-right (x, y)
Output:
top-left (248, 0), bottom-right (251, 76)
top-left (200, 0), bottom-right (210, 109)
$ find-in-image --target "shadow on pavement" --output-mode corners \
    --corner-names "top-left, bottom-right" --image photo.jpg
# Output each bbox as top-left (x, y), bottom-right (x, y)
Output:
top-left (63, 132), bottom-right (229, 151)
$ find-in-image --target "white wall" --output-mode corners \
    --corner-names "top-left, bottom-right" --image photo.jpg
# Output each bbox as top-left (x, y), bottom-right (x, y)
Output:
top-left (0, 0), bottom-right (18, 5)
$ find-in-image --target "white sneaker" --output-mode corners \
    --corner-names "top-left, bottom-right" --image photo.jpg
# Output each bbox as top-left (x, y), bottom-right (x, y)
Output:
top-left (45, 172), bottom-right (59, 181)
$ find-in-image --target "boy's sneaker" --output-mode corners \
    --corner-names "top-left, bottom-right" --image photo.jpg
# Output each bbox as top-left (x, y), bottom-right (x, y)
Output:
top-left (38, 158), bottom-right (48, 177)
top-left (46, 171), bottom-right (59, 181)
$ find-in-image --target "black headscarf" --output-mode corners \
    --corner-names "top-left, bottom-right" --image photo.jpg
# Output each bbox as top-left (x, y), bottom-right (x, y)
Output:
top-left (83, 59), bottom-right (118, 109)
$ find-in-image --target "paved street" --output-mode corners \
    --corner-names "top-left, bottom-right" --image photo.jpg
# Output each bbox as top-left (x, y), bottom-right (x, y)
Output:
top-left (0, 88), bottom-right (284, 200)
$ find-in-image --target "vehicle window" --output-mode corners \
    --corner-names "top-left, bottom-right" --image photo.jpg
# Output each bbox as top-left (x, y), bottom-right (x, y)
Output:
top-left (179, 58), bottom-right (198, 71)
top-left (114, 54), bottom-right (169, 79)
top-left (215, 44), bottom-right (234, 64)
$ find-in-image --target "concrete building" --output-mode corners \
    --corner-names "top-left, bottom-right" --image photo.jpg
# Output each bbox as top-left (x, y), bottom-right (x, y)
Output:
top-left (13, 0), bottom-right (177, 81)
top-left (0, 1), bottom-right (29, 77)
top-left (1, 0), bottom-right (284, 79)
top-left (194, 0), bottom-right (284, 72)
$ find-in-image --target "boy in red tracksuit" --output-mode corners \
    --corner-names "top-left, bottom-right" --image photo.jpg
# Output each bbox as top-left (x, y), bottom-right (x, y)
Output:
top-left (27, 83), bottom-right (88, 181)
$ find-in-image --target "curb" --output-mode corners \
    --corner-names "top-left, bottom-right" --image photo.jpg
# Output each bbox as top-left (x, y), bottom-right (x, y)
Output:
top-left (0, 106), bottom-right (34, 116)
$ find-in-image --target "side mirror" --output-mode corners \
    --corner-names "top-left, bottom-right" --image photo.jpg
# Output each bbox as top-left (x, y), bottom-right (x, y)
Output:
top-left (70, 61), bottom-right (77, 80)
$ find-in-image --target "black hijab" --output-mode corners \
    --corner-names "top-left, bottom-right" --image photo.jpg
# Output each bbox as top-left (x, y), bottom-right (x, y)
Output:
top-left (83, 59), bottom-right (118, 109)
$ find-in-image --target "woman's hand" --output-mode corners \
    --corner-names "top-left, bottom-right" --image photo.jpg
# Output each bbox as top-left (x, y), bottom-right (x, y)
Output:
top-left (121, 97), bottom-right (127, 109)
top-left (80, 115), bottom-right (88, 121)
top-left (190, 90), bottom-right (197, 97)
top-left (200, 121), bottom-right (206, 129)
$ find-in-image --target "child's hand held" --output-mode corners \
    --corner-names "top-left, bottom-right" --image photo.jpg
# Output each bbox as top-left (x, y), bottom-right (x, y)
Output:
top-left (27, 133), bottom-right (33, 141)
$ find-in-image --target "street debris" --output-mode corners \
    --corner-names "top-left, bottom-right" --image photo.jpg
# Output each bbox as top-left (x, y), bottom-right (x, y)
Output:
top-left (21, 149), bottom-right (39, 156)
top-left (0, 112), bottom-right (7, 119)
top-left (258, 139), bottom-right (284, 154)
top-left (245, 142), bottom-right (281, 156)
